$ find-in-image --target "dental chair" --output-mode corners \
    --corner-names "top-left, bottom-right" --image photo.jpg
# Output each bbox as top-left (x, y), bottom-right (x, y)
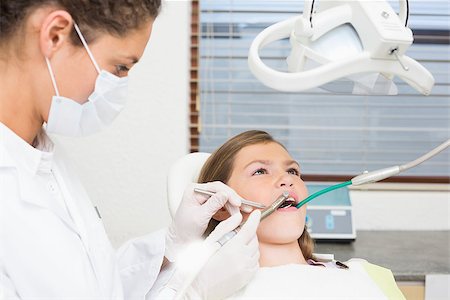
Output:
top-left (167, 152), bottom-right (211, 217)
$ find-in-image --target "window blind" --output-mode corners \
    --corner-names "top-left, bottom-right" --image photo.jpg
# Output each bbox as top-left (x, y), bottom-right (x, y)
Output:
top-left (191, 0), bottom-right (450, 180)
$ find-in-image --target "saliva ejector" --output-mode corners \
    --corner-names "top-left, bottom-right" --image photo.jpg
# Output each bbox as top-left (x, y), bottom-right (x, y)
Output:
top-left (296, 139), bottom-right (450, 209)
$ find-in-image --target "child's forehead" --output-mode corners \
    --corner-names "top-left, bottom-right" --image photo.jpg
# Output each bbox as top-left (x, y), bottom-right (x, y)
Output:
top-left (235, 142), bottom-right (293, 165)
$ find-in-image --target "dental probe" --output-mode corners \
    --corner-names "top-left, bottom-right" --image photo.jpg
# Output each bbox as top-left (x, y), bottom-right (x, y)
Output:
top-left (216, 191), bottom-right (290, 246)
top-left (194, 187), bottom-right (267, 209)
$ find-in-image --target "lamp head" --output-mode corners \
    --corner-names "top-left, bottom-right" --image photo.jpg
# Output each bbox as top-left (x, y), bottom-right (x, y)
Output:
top-left (248, 0), bottom-right (434, 95)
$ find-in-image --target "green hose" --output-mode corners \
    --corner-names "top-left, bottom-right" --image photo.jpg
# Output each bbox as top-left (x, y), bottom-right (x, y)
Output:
top-left (295, 180), bottom-right (352, 209)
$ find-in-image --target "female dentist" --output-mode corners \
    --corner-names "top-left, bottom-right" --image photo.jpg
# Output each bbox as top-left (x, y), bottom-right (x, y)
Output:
top-left (0, 1), bottom-right (260, 299)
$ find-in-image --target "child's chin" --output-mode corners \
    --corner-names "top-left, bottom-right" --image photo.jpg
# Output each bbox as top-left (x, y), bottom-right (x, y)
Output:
top-left (260, 233), bottom-right (303, 244)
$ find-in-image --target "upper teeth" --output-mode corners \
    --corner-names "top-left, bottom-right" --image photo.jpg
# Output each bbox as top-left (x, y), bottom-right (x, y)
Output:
top-left (279, 197), bottom-right (296, 209)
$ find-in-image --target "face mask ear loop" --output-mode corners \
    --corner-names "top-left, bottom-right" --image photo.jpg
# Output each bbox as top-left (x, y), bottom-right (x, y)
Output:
top-left (45, 57), bottom-right (60, 97)
top-left (73, 23), bottom-right (101, 74)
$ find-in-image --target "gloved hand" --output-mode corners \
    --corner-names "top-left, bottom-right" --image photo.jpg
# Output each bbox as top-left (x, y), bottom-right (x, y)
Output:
top-left (161, 210), bottom-right (260, 300)
top-left (165, 181), bottom-right (246, 262)
top-left (192, 209), bottom-right (261, 299)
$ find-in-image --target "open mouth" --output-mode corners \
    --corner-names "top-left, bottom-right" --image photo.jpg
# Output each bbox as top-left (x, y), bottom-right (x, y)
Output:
top-left (278, 197), bottom-right (297, 209)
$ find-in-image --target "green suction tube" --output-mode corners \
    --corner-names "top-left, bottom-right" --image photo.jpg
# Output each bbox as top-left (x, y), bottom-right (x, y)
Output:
top-left (295, 181), bottom-right (353, 209)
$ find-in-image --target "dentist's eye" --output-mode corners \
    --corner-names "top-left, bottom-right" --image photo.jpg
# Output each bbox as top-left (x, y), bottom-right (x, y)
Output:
top-left (253, 168), bottom-right (267, 176)
top-left (288, 168), bottom-right (300, 176)
top-left (115, 64), bottom-right (130, 76)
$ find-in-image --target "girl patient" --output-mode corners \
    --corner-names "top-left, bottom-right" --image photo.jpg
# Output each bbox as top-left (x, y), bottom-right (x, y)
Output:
top-left (198, 130), bottom-right (405, 299)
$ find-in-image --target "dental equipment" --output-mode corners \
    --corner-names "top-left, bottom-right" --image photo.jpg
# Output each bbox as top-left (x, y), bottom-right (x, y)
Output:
top-left (260, 191), bottom-right (291, 221)
top-left (173, 192), bottom-right (290, 300)
top-left (296, 139), bottom-right (450, 209)
top-left (217, 191), bottom-right (290, 246)
top-left (194, 187), bottom-right (267, 209)
top-left (248, 0), bottom-right (435, 95)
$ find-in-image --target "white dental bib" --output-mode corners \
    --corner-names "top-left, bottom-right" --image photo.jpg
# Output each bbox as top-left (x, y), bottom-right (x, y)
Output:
top-left (226, 259), bottom-right (401, 299)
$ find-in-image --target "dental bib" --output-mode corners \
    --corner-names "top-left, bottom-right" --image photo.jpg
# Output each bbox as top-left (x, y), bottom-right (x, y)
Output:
top-left (226, 259), bottom-right (402, 299)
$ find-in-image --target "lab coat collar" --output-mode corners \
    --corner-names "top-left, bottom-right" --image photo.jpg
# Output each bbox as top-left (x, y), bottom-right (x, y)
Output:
top-left (0, 122), bottom-right (78, 233)
top-left (0, 122), bottom-right (54, 175)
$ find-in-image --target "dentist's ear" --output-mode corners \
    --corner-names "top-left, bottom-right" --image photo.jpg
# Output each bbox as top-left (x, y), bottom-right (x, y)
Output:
top-left (39, 10), bottom-right (73, 58)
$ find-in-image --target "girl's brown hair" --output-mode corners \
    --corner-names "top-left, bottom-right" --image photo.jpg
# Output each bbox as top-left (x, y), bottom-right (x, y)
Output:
top-left (198, 130), bottom-right (315, 261)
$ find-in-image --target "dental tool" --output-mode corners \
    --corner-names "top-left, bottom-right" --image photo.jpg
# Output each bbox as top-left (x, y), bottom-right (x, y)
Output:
top-left (296, 139), bottom-right (450, 209)
top-left (260, 191), bottom-right (291, 221)
top-left (172, 192), bottom-right (291, 300)
top-left (217, 191), bottom-right (290, 246)
top-left (194, 187), bottom-right (267, 209)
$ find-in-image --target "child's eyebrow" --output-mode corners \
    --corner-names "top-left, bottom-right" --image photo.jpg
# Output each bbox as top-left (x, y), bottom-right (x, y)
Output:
top-left (285, 160), bottom-right (300, 167)
top-left (244, 160), bottom-right (272, 168)
top-left (244, 159), bottom-right (300, 168)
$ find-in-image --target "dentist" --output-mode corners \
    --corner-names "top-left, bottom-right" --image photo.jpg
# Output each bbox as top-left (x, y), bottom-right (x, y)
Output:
top-left (0, 1), bottom-right (260, 299)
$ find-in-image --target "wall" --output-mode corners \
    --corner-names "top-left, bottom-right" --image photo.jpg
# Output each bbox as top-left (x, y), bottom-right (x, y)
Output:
top-left (54, 0), bottom-right (191, 247)
top-left (350, 184), bottom-right (450, 230)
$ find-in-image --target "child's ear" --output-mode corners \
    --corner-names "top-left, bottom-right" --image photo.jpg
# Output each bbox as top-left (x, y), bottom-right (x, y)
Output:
top-left (212, 207), bottom-right (231, 221)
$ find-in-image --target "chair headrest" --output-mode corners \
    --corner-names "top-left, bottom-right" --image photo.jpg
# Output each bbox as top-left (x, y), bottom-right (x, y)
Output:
top-left (167, 152), bottom-right (211, 218)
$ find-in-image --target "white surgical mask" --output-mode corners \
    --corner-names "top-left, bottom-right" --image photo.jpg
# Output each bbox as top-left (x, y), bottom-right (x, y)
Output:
top-left (45, 23), bottom-right (129, 137)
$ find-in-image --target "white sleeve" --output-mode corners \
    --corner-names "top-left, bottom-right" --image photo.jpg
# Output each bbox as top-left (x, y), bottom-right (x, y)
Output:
top-left (116, 229), bottom-right (166, 300)
top-left (146, 263), bottom-right (177, 300)
top-left (146, 260), bottom-right (203, 300)
top-left (0, 269), bottom-right (20, 300)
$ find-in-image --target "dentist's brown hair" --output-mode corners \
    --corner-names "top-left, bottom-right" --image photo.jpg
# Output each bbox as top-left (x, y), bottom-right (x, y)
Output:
top-left (198, 130), bottom-right (315, 261)
top-left (0, 0), bottom-right (161, 51)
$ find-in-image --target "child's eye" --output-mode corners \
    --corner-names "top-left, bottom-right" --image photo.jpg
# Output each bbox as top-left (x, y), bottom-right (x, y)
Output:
top-left (253, 168), bottom-right (267, 176)
top-left (288, 168), bottom-right (300, 176)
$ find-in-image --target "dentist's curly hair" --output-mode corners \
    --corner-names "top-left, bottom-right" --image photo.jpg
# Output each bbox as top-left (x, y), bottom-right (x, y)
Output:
top-left (198, 130), bottom-right (315, 261)
top-left (0, 0), bottom-right (161, 47)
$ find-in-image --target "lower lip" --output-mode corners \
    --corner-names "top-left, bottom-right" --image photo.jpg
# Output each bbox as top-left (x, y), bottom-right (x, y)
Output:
top-left (277, 206), bottom-right (298, 212)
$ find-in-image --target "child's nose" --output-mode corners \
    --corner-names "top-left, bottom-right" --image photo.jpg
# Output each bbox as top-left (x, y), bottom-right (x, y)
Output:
top-left (276, 173), bottom-right (294, 188)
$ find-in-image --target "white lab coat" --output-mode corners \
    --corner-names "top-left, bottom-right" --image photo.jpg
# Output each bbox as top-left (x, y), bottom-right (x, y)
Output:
top-left (0, 122), bottom-right (166, 300)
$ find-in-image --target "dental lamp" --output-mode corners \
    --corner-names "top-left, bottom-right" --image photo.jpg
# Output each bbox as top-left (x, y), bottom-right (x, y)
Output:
top-left (248, 0), bottom-right (448, 201)
top-left (248, 0), bottom-right (435, 95)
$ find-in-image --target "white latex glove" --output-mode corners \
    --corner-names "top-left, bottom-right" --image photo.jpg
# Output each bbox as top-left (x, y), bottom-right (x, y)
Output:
top-left (193, 210), bottom-right (261, 299)
top-left (165, 181), bottom-right (248, 262)
top-left (160, 210), bottom-right (261, 300)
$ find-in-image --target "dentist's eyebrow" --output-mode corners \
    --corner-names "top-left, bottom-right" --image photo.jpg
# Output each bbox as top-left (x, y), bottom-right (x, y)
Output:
top-left (127, 56), bottom-right (139, 64)
top-left (120, 55), bottom-right (139, 64)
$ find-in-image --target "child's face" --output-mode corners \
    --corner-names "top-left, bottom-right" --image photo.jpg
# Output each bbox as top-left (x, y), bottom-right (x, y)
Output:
top-left (227, 142), bottom-right (308, 244)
